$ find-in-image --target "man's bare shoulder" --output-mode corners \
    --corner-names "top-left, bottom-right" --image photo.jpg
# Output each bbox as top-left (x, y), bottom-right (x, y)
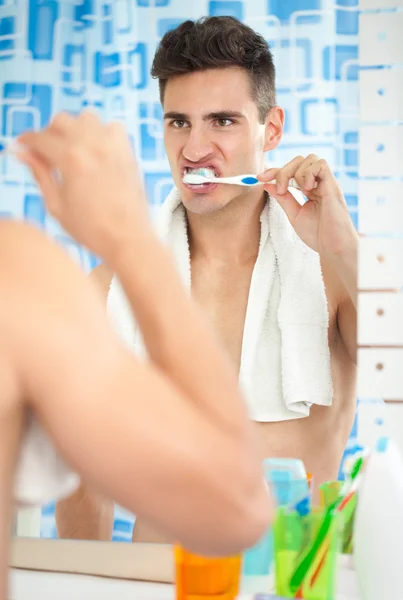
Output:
top-left (88, 263), bottom-right (114, 303)
top-left (0, 220), bottom-right (68, 282)
top-left (0, 219), bottom-right (47, 252)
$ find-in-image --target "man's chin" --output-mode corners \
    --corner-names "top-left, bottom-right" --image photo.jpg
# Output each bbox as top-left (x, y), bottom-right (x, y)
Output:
top-left (181, 193), bottom-right (229, 215)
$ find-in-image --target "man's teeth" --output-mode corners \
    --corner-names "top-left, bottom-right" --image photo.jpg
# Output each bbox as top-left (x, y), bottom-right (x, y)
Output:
top-left (186, 167), bottom-right (217, 178)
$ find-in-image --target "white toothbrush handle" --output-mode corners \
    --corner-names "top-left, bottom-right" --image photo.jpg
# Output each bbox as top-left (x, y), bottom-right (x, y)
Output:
top-left (0, 142), bottom-right (24, 157)
top-left (214, 175), bottom-right (304, 191)
top-left (213, 175), bottom-right (257, 185)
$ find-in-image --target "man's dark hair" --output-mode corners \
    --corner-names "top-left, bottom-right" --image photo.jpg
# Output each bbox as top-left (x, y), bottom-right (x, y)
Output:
top-left (151, 16), bottom-right (276, 124)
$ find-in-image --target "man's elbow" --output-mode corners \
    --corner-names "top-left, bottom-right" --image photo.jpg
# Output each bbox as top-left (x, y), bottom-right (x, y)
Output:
top-left (226, 474), bottom-right (273, 553)
top-left (191, 464), bottom-right (274, 557)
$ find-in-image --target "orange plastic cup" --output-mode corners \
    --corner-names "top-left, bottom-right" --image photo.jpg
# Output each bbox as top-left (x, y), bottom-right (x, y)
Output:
top-left (174, 545), bottom-right (242, 600)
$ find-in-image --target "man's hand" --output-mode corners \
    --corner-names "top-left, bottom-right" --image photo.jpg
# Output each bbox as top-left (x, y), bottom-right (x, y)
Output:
top-left (258, 155), bottom-right (358, 258)
top-left (17, 110), bottom-right (151, 261)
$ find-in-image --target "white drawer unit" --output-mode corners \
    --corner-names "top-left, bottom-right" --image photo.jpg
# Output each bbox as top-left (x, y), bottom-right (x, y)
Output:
top-left (359, 0), bottom-right (403, 8)
top-left (359, 11), bottom-right (403, 66)
top-left (359, 292), bottom-right (403, 346)
top-left (359, 238), bottom-right (403, 290)
top-left (359, 68), bottom-right (403, 123)
top-left (359, 180), bottom-right (403, 235)
top-left (359, 125), bottom-right (403, 178)
top-left (358, 348), bottom-right (403, 399)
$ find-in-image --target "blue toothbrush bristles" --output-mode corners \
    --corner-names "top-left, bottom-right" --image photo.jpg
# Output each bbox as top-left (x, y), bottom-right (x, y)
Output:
top-left (241, 176), bottom-right (259, 185)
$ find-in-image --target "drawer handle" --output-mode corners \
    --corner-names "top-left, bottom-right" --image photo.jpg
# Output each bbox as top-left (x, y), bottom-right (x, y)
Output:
top-left (376, 254), bottom-right (385, 263)
top-left (376, 362), bottom-right (384, 371)
top-left (376, 308), bottom-right (385, 316)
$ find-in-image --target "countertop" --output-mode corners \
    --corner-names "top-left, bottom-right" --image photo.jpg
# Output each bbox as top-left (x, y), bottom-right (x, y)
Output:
top-left (9, 557), bottom-right (361, 599)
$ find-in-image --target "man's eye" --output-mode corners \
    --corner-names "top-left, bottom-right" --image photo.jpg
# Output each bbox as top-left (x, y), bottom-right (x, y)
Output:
top-left (216, 118), bottom-right (233, 127)
top-left (172, 120), bottom-right (188, 128)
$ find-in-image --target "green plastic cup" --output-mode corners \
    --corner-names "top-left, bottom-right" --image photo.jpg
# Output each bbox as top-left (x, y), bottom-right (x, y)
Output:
top-left (273, 506), bottom-right (343, 600)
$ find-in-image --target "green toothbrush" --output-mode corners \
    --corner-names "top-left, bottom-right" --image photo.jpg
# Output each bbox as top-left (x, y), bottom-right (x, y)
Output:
top-left (288, 456), bottom-right (364, 595)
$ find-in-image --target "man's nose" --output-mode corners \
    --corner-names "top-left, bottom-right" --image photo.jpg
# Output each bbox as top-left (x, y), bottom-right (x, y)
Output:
top-left (182, 127), bottom-right (214, 163)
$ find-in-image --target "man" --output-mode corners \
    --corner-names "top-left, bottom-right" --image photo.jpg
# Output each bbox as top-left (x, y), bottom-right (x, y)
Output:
top-left (0, 113), bottom-right (273, 599)
top-left (55, 16), bottom-right (357, 543)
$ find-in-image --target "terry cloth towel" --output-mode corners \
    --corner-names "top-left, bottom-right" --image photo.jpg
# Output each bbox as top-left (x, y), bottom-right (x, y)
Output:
top-left (14, 411), bottom-right (80, 507)
top-left (107, 187), bottom-right (333, 421)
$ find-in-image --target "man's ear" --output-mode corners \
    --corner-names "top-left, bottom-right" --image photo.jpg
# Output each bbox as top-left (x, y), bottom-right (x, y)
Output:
top-left (264, 106), bottom-right (284, 152)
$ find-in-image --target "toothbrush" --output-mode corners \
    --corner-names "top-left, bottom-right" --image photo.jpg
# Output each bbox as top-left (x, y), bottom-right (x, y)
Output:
top-left (0, 142), bottom-right (24, 157)
top-left (289, 456), bottom-right (364, 596)
top-left (183, 171), bottom-right (304, 190)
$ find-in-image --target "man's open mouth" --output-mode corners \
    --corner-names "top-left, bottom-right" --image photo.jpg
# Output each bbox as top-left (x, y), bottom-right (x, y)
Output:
top-left (183, 166), bottom-right (219, 179)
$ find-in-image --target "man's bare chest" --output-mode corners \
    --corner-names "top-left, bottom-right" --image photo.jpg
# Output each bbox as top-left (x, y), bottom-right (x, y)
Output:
top-left (191, 263), bottom-right (255, 370)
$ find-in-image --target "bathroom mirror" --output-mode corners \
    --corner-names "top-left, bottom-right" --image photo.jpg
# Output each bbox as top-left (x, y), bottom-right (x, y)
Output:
top-left (6, 0), bottom-right (401, 584)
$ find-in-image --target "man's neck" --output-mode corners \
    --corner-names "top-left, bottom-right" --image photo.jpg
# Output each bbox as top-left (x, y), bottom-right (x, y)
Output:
top-left (186, 191), bottom-right (267, 267)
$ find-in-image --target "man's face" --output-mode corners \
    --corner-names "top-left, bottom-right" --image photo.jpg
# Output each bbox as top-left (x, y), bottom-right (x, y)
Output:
top-left (163, 67), bottom-right (282, 215)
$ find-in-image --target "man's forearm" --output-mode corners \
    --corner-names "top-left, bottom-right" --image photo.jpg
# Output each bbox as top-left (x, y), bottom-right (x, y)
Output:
top-left (107, 234), bottom-right (250, 437)
top-left (330, 234), bottom-right (358, 308)
top-left (323, 230), bottom-right (358, 309)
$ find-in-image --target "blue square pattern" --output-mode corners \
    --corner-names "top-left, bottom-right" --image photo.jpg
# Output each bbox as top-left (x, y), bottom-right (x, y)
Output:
top-left (62, 44), bottom-right (86, 97)
top-left (113, 0), bottom-right (133, 34)
top-left (344, 131), bottom-right (358, 178)
top-left (74, 0), bottom-right (94, 28)
top-left (137, 0), bottom-right (171, 6)
top-left (209, 1), bottom-right (244, 20)
top-left (300, 98), bottom-right (339, 136)
top-left (28, 0), bottom-right (59, 61)
top-left (139, 102), bottom-right (163, 161)
top-left (345, 194), bottom-right (358, 207)
top-left (0, 16), bottom-right (14, 58)
top-left (24, 194), bottom-right (46, 227)
top-left (269, 39), bottom-right (312, 94)
top-left (128, 43), bottom-right (148, 90)
top-left (323, 45), bottom-right (358, 81)
top-left (2, 83), bottom-right (52, 136)
top-left (158, 18), bottom-right (184, 37)
top-left (145, 173), bottom-right (174, 206)
top-left (268, 0), bottom-right (321, 25)
top-left (283, 109), bottom-right (290, 134)
top-left (349, 209), bottom-right (358, 229)
top-left (336, 0), bottom-right (358, 35)
top-left (102, 3), bottom-right (113, 45)
top-left (94, 52), bottom-right (121, 87)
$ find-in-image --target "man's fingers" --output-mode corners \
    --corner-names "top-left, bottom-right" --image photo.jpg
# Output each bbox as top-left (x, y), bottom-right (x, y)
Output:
top-left (257, 167), bottom-right (280, 182)
top-left (274, 156), bottom-right (305, 194)
top-left (18, 151), bottom-right (60, 216)
top-left (18, 130), bottom-right (67, 169)
top-left (263, 183), bottom-right (301, 225)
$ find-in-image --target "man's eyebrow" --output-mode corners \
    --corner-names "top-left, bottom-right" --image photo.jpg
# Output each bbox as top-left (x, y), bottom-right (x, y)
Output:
top-left (163, 111), bottom-right (189, 120)
top-left (205, 111), bottom-right (245, 120)
top-left (163, 111), bottom-right (245, 120)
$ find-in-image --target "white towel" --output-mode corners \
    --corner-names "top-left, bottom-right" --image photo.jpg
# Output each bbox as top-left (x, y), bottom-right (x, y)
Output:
top-left (14, 412), bottom-right (80, 508)
top-left (107, 187), bottom-right (333, 421)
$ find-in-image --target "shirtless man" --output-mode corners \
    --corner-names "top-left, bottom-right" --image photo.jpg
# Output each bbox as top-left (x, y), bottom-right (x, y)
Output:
top-left (53, 16), bottom-right (357, 543)
top-left (0, 114), bottom-right (272, 598)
